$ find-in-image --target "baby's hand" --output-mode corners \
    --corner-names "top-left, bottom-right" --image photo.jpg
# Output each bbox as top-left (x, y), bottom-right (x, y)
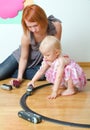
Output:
top-left (48, 91), bottom-right (58, 99)
top-left (27, 81), bottom-right (35, 87)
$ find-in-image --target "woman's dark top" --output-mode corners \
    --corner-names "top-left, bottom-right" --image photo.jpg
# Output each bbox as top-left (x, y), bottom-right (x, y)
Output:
top-left (12, 15), bottom-right (61, 68)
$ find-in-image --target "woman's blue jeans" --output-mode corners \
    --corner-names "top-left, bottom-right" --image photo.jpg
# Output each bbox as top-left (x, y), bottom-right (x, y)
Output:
top-left (0, 54), bottom-right (45, 80)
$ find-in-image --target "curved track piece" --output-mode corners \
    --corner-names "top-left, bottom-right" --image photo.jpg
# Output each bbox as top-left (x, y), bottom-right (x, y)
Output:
top-left (87, 79), bottom-right (90, 81)
top-left (20, 83), bottom-right (90, 128)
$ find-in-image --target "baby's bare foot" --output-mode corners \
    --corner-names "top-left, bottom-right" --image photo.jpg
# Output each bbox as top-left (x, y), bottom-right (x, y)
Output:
top-left (57, 87), bottom-right (66, 95)
top-left (61, 89), bottom-right (77, 96)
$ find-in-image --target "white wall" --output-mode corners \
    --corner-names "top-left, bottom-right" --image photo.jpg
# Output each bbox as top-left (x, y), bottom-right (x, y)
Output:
top-left (34, 0), bottom-right (90, 62)
top-left (0, 24), bottom-right (22, 62)
top-left (0, 0), bottom-right (90, 62)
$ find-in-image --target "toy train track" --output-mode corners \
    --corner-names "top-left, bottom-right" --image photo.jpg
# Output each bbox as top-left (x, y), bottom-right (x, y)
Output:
top-left (19, 83), bottom-right (90, 128)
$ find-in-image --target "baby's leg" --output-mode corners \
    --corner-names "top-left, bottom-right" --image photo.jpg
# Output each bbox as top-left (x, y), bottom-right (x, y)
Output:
top-left (61, 79), bottom-right (77, 96)
top-left (57, 85), bottom-right (66, 95)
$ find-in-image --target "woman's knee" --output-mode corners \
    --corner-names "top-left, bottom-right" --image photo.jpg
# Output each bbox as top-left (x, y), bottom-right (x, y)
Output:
top-left (0, 55), bottom-right (18, 80)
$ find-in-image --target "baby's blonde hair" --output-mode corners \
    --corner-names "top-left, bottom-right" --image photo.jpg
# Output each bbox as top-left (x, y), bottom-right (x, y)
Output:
top-left (39, 36), bottom-right (62, 54)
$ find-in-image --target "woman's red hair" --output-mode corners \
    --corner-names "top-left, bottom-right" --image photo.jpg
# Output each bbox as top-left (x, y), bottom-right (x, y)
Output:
top-left (21, 4), bottom-right (48, 34)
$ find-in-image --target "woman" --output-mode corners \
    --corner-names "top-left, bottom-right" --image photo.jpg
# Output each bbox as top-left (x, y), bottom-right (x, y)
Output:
top-left (0, 4), bottom-right (62, 87)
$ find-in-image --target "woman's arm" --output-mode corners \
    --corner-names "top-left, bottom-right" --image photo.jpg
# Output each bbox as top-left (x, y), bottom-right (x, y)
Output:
top-left (17, 32), bottom-right (30, 81)
top-left (53, 21), bottom-right (62, 40)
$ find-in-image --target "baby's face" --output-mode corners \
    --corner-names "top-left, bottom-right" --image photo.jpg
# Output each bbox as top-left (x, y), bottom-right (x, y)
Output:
top-left (42, 50), bottom-right (58, 63)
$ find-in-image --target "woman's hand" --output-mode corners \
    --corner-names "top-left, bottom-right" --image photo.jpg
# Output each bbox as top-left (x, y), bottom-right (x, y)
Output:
top-left (10, 78), bottom-right (22, 88)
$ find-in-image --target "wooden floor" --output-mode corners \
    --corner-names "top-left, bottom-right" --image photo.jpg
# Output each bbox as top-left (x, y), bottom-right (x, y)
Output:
top-left (0, 67), bottom-right (90, 130)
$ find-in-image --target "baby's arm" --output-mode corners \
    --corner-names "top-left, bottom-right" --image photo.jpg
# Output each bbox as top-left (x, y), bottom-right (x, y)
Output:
top-left (27, 61), bottom-right (49, 87)
top-left (48, 57), bottom-right (70, 99)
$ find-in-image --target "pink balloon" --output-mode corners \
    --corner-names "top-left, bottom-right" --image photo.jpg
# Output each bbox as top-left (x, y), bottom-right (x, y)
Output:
top-left (0, 0), bottom-right (25, 19)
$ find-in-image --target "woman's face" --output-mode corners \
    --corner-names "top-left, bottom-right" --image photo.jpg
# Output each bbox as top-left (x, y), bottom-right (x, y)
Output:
top-left (25, 20), bottom-right (41, 33)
